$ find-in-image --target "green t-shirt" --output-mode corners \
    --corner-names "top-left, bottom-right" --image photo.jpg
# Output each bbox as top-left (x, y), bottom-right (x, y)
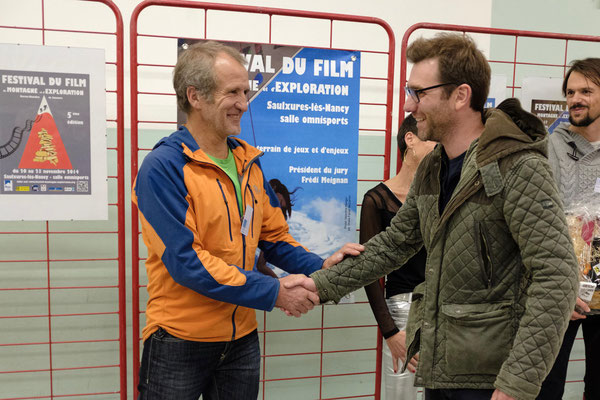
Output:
top-left (207, 149), bottom-right (243, 216)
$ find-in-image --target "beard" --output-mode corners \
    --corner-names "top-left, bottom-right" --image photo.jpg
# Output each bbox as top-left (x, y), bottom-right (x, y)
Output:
top-left (422, 113), bottom-right (453, 142)
top-left (570, 114), bottom-right (597, 127)
top-left (569, 115), bottom-right (596, 126)
top-left (569, 104), bottom-right (598, 127)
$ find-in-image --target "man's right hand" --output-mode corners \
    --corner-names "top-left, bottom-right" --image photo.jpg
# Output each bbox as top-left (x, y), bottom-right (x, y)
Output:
top-left (275, 274), bottom-right (320, 317)
top-left (571, 297), bottom-right (591, 320)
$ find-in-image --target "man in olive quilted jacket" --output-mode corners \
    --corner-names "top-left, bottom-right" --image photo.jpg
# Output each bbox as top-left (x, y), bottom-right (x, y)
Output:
top-left (289, 33), bottom-right (579, 400)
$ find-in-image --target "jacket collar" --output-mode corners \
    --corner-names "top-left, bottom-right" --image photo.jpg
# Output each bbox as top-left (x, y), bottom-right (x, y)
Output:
top-left (155, 126), bottom-right (263, 169)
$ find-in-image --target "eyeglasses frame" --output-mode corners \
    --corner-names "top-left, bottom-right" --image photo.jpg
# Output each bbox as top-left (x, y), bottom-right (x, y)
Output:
top-left (404, 82), bottom-right (459, 103)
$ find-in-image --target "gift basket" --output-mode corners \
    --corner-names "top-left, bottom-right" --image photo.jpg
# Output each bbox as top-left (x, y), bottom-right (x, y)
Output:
top-left (565, 195), bottom-right (600, 314)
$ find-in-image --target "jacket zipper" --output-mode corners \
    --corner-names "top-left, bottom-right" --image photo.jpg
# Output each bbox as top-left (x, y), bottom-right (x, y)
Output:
top-left (221, 305), bottom-right (239, 360)
top-left (479, 221), bottom-right (493, 288)
top-left (190, 150), bottom-right (263, 342)
top-left (216, 179), bottom-right (233, 241)
top-left (247, 178), bottom-right (257, 239)
top-left (218, 155), bottom-right (260, 340)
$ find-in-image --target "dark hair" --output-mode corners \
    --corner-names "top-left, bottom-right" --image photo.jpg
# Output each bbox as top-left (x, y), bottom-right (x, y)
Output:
top-left (406, 33), bottom-right (491, 114)
top-left (173, 41), bottom-right (247, 113)
top-left (562, 58), bottom-right (600, 96)
top-left (397, 114), bottom-right (417, 159)
top-left (269, 179), bottom-right (298, 219)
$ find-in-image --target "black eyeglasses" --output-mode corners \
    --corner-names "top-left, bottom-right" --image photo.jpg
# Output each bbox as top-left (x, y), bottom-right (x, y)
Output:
top-left (404, 82), bottom-right (458, 103)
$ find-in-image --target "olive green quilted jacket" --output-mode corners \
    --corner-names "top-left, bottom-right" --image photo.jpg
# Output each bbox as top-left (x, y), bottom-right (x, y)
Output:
top-left (312, 99), bottom-right (578, 400)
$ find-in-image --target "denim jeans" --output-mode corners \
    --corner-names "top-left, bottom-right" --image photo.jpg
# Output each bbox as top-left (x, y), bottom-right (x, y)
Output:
top-left (425, 388), bottom-right (494, 400)
top-left (138, 328), bottom-right (260, 400)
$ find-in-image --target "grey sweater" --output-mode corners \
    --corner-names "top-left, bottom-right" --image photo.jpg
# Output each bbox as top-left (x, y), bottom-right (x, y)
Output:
top-left (548, 122), bottom-right (600, 208)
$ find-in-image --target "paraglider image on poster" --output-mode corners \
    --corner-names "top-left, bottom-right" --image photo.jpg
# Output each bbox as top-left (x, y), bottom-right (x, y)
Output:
top-left (0, 44), bottom-right (107, 220)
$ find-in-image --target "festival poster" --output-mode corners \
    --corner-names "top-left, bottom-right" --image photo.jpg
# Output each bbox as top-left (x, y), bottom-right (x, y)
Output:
top-left (521, 77), bottom-right (568, 133)
top-left (177, 41), bottom-right (360, 282)
top-left (0, 44), bottom-right (107, 220)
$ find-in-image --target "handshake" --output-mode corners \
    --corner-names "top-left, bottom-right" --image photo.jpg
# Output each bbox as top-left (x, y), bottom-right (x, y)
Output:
top-left (274, 242), bottom-right (364, 317)
top-left (275, 274), bottom-right (319, 317)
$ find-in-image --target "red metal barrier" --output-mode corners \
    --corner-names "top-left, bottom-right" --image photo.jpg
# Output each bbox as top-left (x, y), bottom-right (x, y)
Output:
top-left (397, 22), bottom-right (600, 172)
top-left (0, 1), bottom-right (126, 399)
top-left (130, 1), bottom-right (395, 398)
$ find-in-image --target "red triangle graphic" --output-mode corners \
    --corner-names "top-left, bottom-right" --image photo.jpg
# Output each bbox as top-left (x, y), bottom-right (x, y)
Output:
top-left (19, 97), bottom-right (72, 170)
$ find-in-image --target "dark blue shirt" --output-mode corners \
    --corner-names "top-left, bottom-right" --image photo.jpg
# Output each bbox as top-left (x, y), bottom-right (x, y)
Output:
top-left (439, 148), bottom-right (466, 214)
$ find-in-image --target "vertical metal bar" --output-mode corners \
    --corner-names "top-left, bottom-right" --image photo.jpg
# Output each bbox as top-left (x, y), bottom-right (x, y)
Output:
top-left (45, 221), bottom-right (54, 399)
top-left (96, 2), bottom-right (127, 398)
top-left (41, 0), bottom-right (46, 45)
top-left (42, 1), bottom-right (50, 396)
top-left (269, 14), bottom-right (272, 44)
top-left (512, 36), bottom-right (519, 98)
top-left (563, 39), bottom-right (570, 78)
top-left (330, 19), bottom-right (333, 49)
top-left (319, 306), bottom-right (325, 399)
top-left (383, 35), bottom-right (395, 181)
top-left (130, 4), bottom-right (142, 396)
top-left (397, 32), bottom-right (410, 174)
top-left (262, 312), bottom-right (267, 400)
top-left (107, 1), bottom-right (128, 397)
top-left (374, 281), bottom-right (385, 400)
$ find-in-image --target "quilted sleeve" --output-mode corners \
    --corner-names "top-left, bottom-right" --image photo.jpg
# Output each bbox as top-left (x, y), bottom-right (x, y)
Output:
top-left (495, 155), bottom-right (578, 400)
top-left (311, 189), bottom-right (423, 303)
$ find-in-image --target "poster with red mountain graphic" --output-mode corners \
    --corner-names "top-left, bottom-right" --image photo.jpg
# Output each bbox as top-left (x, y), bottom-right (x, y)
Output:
top-left (19, 96), bottom-right (73, 170)
top-left (0, 43), bottom-right (107, 220)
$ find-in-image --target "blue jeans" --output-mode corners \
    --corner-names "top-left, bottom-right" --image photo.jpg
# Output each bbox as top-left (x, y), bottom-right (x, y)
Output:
top-left (138, 328), bottom-right (260, 400)
top-left (425, 388), bottom-right (494, 400)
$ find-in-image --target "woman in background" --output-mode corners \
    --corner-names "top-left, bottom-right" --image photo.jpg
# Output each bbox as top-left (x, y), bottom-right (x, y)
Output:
top-left (361, 114), bottom-right (435, 400)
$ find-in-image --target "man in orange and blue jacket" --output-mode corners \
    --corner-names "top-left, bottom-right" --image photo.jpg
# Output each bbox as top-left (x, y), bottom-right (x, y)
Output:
top-left (133, 41), bottom-right (363, 400)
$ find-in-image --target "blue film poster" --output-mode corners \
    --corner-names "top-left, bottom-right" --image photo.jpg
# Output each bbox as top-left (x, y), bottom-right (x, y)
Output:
top-left (238, 46), bottom-right (360, 261)
top-left (177, 41), bottom-right (360, 266)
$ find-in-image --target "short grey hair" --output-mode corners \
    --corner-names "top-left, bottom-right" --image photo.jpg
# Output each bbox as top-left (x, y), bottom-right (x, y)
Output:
top-left (173, 41), bottom-right (247, 113)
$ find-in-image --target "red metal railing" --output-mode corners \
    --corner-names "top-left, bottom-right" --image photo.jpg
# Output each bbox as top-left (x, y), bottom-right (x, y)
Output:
top-left (130, 1), bottom-right (395, 398)
top-left (397, 22), bottom-right (600, 172)
top-left (0, 1), bottom-right (126, 399)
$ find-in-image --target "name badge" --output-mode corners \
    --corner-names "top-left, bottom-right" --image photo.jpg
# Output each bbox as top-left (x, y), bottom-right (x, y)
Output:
top-left (241, 205), bottom-right (253, 236)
